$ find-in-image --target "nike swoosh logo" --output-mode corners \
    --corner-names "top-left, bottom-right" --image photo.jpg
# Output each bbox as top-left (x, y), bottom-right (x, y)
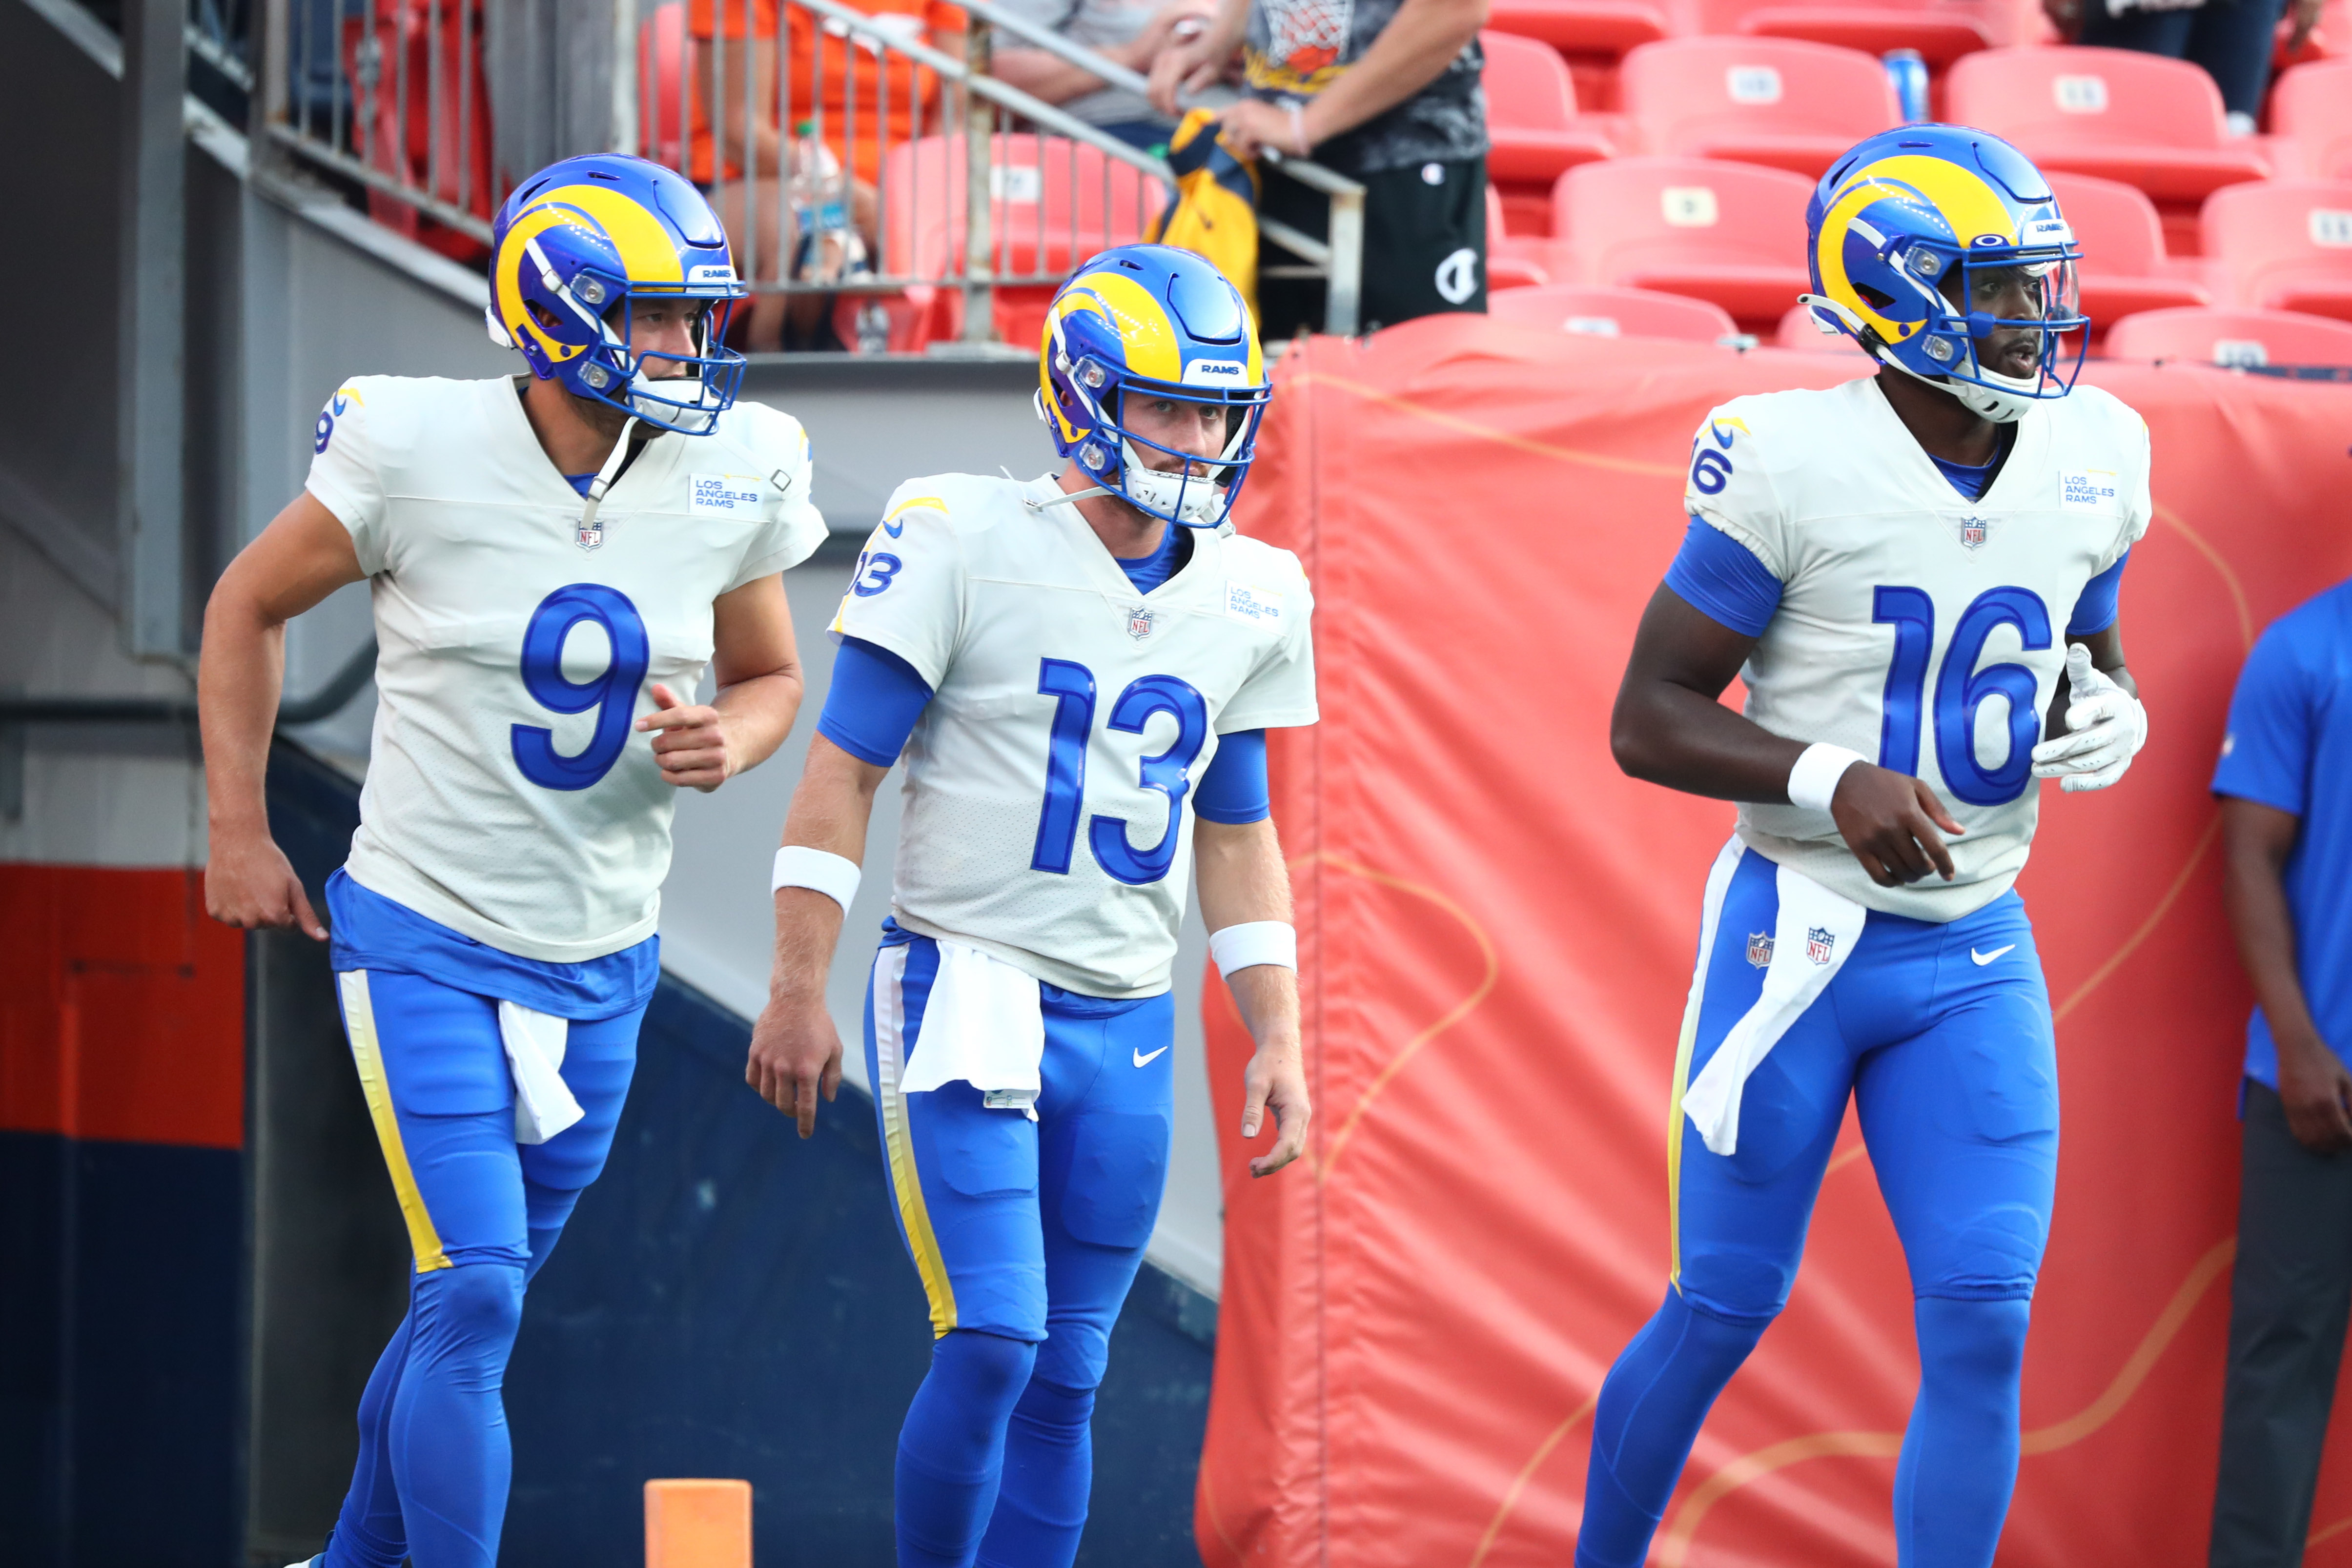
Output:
top-left (1133, 1046), bottom-right (1170, 1068)
top-left (1970, 944), bottom-right (2017, 966)
top-left (882, 518), bottom-right (905, 537)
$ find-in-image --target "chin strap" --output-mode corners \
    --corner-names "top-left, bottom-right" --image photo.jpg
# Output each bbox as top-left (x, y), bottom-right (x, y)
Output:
top-left (578, 415), bottom-right (641, 532)
top-left (1796, 294), bottom-right (2030, 424)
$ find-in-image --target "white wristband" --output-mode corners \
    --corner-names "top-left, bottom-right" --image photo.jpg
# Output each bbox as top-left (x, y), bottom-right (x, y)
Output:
top-left (1209, 921), bottom-right (1296, 979)
top-left (772, 846), bottom-right (861, 913)
top-left (1787, 743), bottom-right (1865, 813)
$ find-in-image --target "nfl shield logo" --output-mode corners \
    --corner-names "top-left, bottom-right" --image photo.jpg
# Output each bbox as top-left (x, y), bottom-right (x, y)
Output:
top-left (1746, 931), bottom-right (1774, 968)
top-left (1960, 516), bottom-right (1988, 550)
top-left (1127, 607), bottom-right (1156, 640)
top-left (575, 525), bottom-right (604, 552)
top-left (1806, 926), bottom-right (1836, 964)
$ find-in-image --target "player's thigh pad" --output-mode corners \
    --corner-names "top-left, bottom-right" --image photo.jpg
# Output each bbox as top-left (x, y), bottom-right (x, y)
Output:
top-left (514, 1002), bottom-right (645, 1229)
top-left (335, 967), bottom-right (529, 1270)
top-left (1671, 849), bottom-right (1860, 1320)
top-left (1033, 991), bottom-right (1175, 1389)
top-left (866, 938), bottom-right (1047, 1342)
top-left (1857, 903), bottom-right (2058, 1301)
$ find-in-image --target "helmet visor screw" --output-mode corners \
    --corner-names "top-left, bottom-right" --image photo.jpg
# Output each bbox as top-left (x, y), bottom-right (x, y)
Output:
top-left (584, 363), bottom-right (611, 388)
top-left (578, 277), bottom-right (608, 305)
top-left (1082, 365), bottom-right (1105, 389)
top-left (1923, 335), bottom-right (1955, 363)
top-left (1909, 248), bottom-right (1942, 279)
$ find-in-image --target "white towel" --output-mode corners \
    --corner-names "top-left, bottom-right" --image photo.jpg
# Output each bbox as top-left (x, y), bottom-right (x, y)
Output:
top-left (1681, 857), bottom-right (1866, 1157)
top-left (899, 940), bottom-right (1047, 1117)
top-left (498, 1001), bottom-right (583, 1145)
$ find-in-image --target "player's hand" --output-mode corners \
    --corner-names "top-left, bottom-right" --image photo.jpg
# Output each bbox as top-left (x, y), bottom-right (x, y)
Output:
top-left (2275, 1031), bottom-right (2352, 1153)
top-left (637, 682), bottom-right (737, 793)
top-left (1240, 1037), bottom-right (1310, 1177)
top-left (745, 990), bottom-right (842, 1139)
top-left (2031, 643), bottom-right (2147, 794)
top-left (1830, 763), bottom-right (1964, 887)
top-left (205, 828), bottom-right (327, 939)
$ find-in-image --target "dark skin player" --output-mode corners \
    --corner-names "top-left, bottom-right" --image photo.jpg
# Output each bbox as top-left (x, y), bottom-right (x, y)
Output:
top-left (1612, 262), bottom-right (2141, 890)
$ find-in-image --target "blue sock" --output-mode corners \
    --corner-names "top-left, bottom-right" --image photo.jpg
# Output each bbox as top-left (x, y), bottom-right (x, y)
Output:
top-left (896, 1330), bottom-right (1039, 1568)
top-left (976, 1377), bottom-right (1096, 1568)
top-left (1577, 1289), bottom-right (1771, 1568)
top-left (1893, 1297), bottom-right (2031, 1568)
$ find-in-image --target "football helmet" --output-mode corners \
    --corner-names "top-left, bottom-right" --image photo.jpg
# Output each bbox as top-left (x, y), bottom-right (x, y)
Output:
top-left (486, 154), bottom-right (747, 435)
top-left (1038, 245), bottom-right (1271, 529)
top-left (1802, 125), bottom-right (2088, 422)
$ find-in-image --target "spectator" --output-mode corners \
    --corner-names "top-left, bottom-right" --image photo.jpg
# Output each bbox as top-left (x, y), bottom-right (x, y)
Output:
top-left (1148, 0), bottom-right (1490, 338)
top-left (2209, 578), bottom-right (2352, 1567)
top-left (2048, 0), bottom-right (2323, 135)
top-left (686, 0), bottom-right (965, 346)
top-left (990, 0), bottom-right (1217, 150)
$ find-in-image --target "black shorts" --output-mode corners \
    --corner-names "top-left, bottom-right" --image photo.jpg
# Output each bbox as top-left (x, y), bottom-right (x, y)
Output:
top-left (1256, 154), bottom-right (1489, 339)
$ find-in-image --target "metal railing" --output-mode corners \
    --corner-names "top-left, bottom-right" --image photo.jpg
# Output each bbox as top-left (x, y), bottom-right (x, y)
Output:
top-left (251, 0), bottom-right (1366, 346)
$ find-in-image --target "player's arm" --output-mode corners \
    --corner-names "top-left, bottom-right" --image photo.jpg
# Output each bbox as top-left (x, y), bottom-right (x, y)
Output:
top-left (199, 492), bottom-right (369, 937)
top-left (1611, 585), bottom-right (1966, 887)
top-left (2221, 795), bottom-right (2352, 1150)
top-left (1197, 813), bottom-right (1311, 1177)
top-left (636, 574), bottom-right (805, 792)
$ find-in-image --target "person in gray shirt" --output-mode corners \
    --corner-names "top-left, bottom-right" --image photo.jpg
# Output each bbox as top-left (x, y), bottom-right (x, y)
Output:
top-left (992, 0), bottom-right (1218, 148)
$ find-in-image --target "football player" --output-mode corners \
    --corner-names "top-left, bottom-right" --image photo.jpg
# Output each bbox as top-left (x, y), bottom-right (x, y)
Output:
top-left (1578, 126), bottom-right (2152, 1568)
top-left (199, 156), bottom-right (826, 1568)
top-left (743, 244), bottom-right (1315, 1568)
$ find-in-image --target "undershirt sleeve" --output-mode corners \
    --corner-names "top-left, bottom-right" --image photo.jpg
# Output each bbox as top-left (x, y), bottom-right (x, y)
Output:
top-left (816, 637), bottom-right (935, 767)
top-left (1662, 516), bottom-right (1784, 637)
top-left (2066, 548), bottom-right (2130, 637)
top-left (1193, 730), bottom-right (1269, 825)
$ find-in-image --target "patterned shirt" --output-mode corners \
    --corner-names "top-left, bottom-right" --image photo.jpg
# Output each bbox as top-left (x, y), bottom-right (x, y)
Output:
top-left (1244, 0), bottom-right (1486, 174)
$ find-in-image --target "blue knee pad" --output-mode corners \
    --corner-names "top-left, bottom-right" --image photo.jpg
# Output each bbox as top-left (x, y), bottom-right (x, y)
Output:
top-left (897, 1330), bottom-right (1041, 1568)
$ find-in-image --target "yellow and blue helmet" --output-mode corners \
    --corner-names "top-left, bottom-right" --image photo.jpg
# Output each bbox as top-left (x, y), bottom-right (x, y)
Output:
top-left (487, 154), bottom-right (748, 435)
top-left (1039, 245), bottom-right (1271, 529)
top-left (1802, 125), bottom-right (2088, 422)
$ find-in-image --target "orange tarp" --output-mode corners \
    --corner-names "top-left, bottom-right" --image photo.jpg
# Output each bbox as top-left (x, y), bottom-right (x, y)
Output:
top-left (1198, 317), bottom-right (2352, 1568)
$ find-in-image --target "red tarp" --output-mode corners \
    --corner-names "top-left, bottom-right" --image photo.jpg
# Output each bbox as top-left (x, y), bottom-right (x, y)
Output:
top-left (1197, 317), bottom-right (2352, 1568)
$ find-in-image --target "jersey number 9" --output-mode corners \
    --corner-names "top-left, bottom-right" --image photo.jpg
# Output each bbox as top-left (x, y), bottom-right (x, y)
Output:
top-left (512, 584), bottom-right (652, 790)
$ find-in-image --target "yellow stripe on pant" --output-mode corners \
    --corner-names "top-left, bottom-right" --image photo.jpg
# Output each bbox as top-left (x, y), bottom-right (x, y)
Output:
top-left (337, 969), bottom-right (453, 1274)
top-left (873, 949), bottom-right (959, 1336)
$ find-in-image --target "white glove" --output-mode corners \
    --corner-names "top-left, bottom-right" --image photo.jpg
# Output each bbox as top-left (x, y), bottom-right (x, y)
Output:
top-left (2030, 642), bottom-right (2147, 793)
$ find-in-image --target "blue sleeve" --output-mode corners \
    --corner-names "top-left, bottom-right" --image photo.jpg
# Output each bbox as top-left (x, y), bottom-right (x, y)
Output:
top-left (1662, 517), bottom-right (1783, 636)
top-left (2212, 622), bottom-right (2314, 817)
top-left (1193, 729), bottom-right (1269, 824)
top-left (2066, 548), bottom-right (2130, 636)
top-left (816, 636), bottom-right (935, 768)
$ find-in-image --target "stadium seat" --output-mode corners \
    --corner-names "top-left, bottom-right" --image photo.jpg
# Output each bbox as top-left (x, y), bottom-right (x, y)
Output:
top-left (1486, 0), bottom-right (1673, 55)
top-left (880, 134), bottom-right (1158, 283)
top-left (1943, 46), bottom-right (2270, 216)
top-left (640, 1), bottom-right (689, 169)
top-left (1619, 37), bottom-right (1901, 176)
top-left (1553, 156), bottom-right (1815, 326)
top-left (1775, 300), bottom-right (1873, 350)
top-left (2202, 179), bottom-right (2352, 320)
top-left (2271, 58), bottom-right (2352, 179)
top-left (2103, 305), bottom-right (2352, 366)
top-left (1487, 185), bottom-right (1566, 286)
top-left (1491, 284), bottom-right (1742, 338)
top-left (1674, 0), bottom-right (2007, 67)
top-left (1483, 31), bottom-right (1617, 234)
top-left (2046, 172), bottom-right (2210, 326)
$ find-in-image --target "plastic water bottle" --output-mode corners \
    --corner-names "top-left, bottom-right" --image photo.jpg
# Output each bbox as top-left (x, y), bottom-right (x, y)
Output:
top-left (787, 119), bottom-right (863, 285)
top-left (1883, 49), bottom-right (1930, 123)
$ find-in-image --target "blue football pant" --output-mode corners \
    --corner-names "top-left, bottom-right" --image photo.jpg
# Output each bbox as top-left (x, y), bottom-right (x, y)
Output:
top-left (863, 934), bottom-right (1175, 1568)
top-left (1579, 844), bottom-right (2059, 1568)
top-left (325, 967), bottom-right (642, 1568)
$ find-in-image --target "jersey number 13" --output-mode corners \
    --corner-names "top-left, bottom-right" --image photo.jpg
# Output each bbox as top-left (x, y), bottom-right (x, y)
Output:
top-left (1031, 658), bottom-right (1209, 886)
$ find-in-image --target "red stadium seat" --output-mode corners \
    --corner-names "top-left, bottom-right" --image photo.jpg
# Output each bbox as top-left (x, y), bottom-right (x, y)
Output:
top-left (1486, 185), bottom-right (1566, 286)
top-left (1775, 299), bottom-right (1873, 350)
top-left (879, 134), bottom-right (1157, 282)
top-left (1553, 156), bottom-right (1815, 326)
top-left (2103, 305), bottom-right (2352, 365)
top-left (640, 1), bottom-right (690, 169)
top-left (1675, 0), bottom-right (2007, 67)
top-left (1619, 37), bottom-right (1900, 176)
top-left (1491, 284), bottom-right (1742, 338)
top-left (1486, 0), bottom-right (1673, 53)
top-left (2046, 171), bottom-right (2209, 326)
top-left (1482, 31), bottom-right (1617, 234)
top-left (1943, 46), bottom-right (2270, 215)
top-left (2202, 179), bottom-right (2352, 320)
top-left (2272, 58), bottom-right (2352, 179)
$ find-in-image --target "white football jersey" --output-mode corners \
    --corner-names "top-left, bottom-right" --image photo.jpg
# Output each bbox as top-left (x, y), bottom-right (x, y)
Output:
top-left (1686, 375), bottom-right (2151, 921)
top-left (834, 473), bottom-right (1318, 998)
top-left (306, 375), bottom-right (826, 962)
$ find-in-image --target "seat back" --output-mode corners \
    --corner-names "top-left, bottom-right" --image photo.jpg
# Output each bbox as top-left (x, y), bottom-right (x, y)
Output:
top-left (1488, 283), bottom-right (1741, 337)
top-left (2202, 180), bottom-right (2352, 308)
top-left (640, 1), bottom-right (689, 170)
top-left (2104, 305), bottom-right (2352, 366)
top-left (1945, 45), bottom-right (2230, 152)
top-left (2046, 170), bottom-right (2167, 276)
top-left (1483, 28), bottom-right (1584, 132)
top-left (879, 135), bottom-right (1161, 282)
top-left (1554, 156), bottom-right (1814, 281)
top-left (1621, 35), bottom-right (1898, 155)
top-left (2273, 58), bottom-right (2352, 180)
